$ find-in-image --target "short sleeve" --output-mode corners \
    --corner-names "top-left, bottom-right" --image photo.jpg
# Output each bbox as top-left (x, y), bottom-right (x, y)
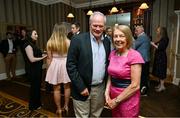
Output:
top-left (128, 49), bottom-right (144, 65)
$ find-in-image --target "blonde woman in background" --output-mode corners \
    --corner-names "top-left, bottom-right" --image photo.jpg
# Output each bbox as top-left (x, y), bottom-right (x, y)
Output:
top-left (45, 23), bottom-right (71, 116)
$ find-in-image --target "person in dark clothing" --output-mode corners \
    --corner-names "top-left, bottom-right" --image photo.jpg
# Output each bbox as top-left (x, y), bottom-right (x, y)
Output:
top-left (23, 29), bottom-right (47, 110)
top-left (66, 12), bottom-right (110, 117)
top-left (67, 22), bottom-right (81, 40)
top-left (19, 29), bottom-right (30, 78)
top-left (151, 26), bottom-right (169, 92)
top-left (0, 32), bottom-right (17, 80)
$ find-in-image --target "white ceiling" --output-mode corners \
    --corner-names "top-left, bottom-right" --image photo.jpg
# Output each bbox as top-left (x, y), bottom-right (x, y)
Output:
top-left (31, 0), bottom-right (127, 8)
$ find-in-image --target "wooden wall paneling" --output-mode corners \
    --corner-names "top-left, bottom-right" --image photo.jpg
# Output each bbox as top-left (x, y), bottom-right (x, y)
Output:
top-left (60, 3), bottom-right (65, 22)
top-left (152, 0), bottom-right (160, 40)
top-left (54, 4), bottom-right (58, 24)
top-left (0, 0), bottom-right (6, 22)
top-left (26, 0), bottom-right (32, 26)
top-left (13, 0), bottom-right (20, 24)
top-left (20, 0), bottom-right (26, 25)
top-left (160, 0), bottom-right (168, 27)
top-left (37, 4), bottom-right (42, 48)
top-left (42, 6), bottom-right (48, 49)
top-left (5, 0), bottom-right (14, 23)
top-left (45, 6), bottom-right (50, 41)
top-left (49, 5), bottom-right (54, 32)
top-left (57, 3), bottom-right (61, 23)
top-left (31, 2), bottom-right (38, 30)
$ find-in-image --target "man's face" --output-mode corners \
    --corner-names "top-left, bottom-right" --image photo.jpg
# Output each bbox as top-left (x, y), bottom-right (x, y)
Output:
top-left (71, 24), bottom-right (79, 34)
top-left (134, 27), bottom-right (142, 36)
top-left (107, 29), bottom-right (112, 37)
top-left (7, 33), bottom-right (13, 39)
top-left (90, 15), bottom-right (105, 40)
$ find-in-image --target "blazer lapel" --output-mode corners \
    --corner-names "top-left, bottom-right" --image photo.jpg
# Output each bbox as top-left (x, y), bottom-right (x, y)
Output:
top-left (85, 33), bottom-right (92, 62)
top-left (103, 37), bottom-right (110, 59)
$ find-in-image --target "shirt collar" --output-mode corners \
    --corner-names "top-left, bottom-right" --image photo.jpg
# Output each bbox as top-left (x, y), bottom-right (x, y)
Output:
top-left (90, 32), bottom-right (104, 42)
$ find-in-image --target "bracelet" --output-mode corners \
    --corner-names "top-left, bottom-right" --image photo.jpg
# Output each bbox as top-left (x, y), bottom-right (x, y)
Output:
top-left (115, 97), bottom-right (120, 104)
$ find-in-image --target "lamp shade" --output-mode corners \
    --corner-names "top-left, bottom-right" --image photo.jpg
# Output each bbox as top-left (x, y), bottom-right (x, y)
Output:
top-left (110, 6), bottom-right (119, 13)
top-left (139, 3), bottom-right (149, 9)
top-left (67, 13), bottom-right (74, 18)
top-left (87, 10), bottom-right (93, 15)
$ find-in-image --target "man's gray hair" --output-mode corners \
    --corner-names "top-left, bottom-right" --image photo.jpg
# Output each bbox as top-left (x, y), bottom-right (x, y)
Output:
top-left (89, 11), bottom-right (106, 25)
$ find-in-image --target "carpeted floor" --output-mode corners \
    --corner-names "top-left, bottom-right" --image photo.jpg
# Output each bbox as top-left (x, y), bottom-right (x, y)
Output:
top-left (0, 74), bottom-right (180, 117)
top-left (0, 91), bottom-right (56, 117)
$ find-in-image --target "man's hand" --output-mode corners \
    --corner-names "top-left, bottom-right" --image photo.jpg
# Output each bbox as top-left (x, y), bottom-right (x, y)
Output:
top-left (80, 88), bottom-right (89, 96)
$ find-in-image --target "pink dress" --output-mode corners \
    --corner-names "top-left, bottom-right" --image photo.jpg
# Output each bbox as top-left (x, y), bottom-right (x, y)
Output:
top-left (108, 49), bottom-right (144, 117)
top-left (45, 53), bottom-right (71, 85)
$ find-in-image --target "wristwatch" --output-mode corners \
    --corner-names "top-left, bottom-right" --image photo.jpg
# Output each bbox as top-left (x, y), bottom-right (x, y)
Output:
top-left (115, 97), bottom-right (120, 104)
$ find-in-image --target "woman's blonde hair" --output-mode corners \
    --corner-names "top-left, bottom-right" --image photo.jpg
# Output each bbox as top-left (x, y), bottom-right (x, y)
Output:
top-left (47, 23), bottom-right (68, 55)
top-left (112, 25), bottom-right (133, 49)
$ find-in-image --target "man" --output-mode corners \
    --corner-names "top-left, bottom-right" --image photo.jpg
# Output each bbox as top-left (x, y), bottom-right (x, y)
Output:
top-left (68, 22), bottom-right (81, 40)
top-left (66, 12), bottom-right (111, 117)
top-left (133, 25), bottom-right (151, 96)
top-left (71, 22), bottom-right (80, 35)
top-left (0, 32), bottom-right (17, 80)
top-left (105, 26), bottom-right (114, 50)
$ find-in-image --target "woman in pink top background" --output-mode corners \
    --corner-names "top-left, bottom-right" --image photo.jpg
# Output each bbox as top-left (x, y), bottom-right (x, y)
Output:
top-left (105, 25), bottom-right (144, 117)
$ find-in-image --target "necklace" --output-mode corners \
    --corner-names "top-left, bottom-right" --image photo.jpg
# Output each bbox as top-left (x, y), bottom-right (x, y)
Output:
top-left (116, 49), bottom-right (128, 56)
top-left (116, 51), bottom-right (122, 56)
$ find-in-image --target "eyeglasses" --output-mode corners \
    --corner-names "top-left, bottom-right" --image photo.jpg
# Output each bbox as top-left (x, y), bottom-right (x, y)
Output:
top-left (113, 34), bottom-right (126, 38)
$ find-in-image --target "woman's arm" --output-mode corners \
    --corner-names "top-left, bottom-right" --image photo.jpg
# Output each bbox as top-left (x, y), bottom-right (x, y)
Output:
top-left (151, 41), bottom-right (158, 49)
top-left (25, 45), bottom-right (47, 62)
top-left (105, 76), bottom-right (111, 104)
top-left (46, 50), bottom-right (52, 68)
top-left (107, 64), bottom-right (142, 109)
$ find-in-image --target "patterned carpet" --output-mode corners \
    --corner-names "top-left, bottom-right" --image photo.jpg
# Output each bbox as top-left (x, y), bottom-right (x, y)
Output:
top-left (0, 91), bottom-right (55, 117)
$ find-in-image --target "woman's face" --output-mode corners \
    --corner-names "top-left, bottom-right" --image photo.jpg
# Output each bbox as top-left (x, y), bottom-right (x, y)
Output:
top-left (156, 27), bottom-right (160, 35)
top-left (31, 30), bottom-right (38, 41)
top-left (113, 29), bottom-right (128, 51)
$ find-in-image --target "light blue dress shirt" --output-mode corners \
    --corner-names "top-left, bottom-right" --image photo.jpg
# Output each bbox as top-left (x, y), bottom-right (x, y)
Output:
top-left (90, 33), bottom-right (106, 85)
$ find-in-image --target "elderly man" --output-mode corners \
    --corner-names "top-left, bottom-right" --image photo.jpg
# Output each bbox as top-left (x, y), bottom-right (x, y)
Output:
top-left (133, 25), bottom-right (151, 96)
top-left (66, 11), bottom-right (111, 117)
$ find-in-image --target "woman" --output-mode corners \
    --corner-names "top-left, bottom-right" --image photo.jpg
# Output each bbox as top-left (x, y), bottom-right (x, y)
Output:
top-left (23, 29), bottom-right (47, 110)
top-left (45, 23), bottom-right (71, 116)
top-left (105, 25), bottom-right (144, 117)
top-left (151, 27), bottom-right (169, 92)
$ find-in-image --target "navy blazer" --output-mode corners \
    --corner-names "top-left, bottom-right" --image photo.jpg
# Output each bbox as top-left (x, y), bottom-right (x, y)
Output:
top-left (66, 32), bottom-right (111, 101)
top-left (0, 39), bottom-right (17, 57)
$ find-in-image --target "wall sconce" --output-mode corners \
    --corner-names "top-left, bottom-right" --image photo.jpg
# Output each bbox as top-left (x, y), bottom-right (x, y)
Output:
top-left (87, 0), bottom-right (93, 16)
top-left (110, 0), bottom-right (119, 13)
top-left (139, 3), bottom-right (149, 9)
top-left (67, 0), bottom-right (74, 18)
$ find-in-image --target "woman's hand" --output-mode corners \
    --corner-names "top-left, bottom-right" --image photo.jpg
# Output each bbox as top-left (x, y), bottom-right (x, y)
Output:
top-left (107, 98), bottom-right (119, 109)
top-left (42, 54), bottom-right (47, 59)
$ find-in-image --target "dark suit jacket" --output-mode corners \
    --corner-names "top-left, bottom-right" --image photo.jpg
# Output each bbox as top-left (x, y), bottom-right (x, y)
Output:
top-left (66, 32), bottom-right (111, 101)
top-left (0, 39), bottom-right (17, 57)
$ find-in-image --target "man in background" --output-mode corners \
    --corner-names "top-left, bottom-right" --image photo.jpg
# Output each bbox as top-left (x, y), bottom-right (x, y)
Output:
top-left (133, 25), bottom-right (151, 96)
top-left (0, 32), bottom-right (17, 80)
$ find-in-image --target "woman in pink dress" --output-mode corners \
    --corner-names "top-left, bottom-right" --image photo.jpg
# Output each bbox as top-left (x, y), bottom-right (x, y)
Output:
top-left (45, 23), bottom-right (71, 116)
top-left (105, 25), bottom-right (144, 117)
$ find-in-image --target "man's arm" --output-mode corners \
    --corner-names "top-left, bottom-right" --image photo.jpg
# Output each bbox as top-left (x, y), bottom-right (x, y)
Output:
top-left (66, 37), bottom-right (87, 94)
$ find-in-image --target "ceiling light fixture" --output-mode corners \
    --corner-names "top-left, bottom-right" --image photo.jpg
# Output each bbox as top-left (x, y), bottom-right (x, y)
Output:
top-left (87, 0), bottom-right (93, 16)
top-left (67, 0), bottom-right (74, 18)
top-left (87, 10), bottom-right (93, 15)
top-left (110, 0), bottom-right (119, 13)
top-left (139, 3), bottom-right (149, 9)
